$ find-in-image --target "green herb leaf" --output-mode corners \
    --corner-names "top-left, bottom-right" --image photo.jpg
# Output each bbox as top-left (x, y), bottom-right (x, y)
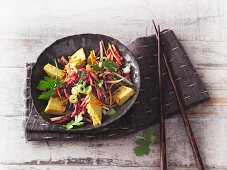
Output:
top-left (102, 60), bottom-right (117, 72)
top-left (144, 129), bottom-right (156, 144)
top-left (135, 138), bottom-right (147, 146)
top-left (134, 145), bottom-right (150, 156)
top-left (37, 76), bottom-right (63, 100)
top-left (64, 114), bottom-right (84, 130)
top-left (64, 120), bottom-right (75, 130)
top-left (134, 129), bottom-right (156, 156)
top-left (78, 71), bottom-right (86, 77)
top-left (37, 76), bottom-right (56, 90)
top-left (38, 89), bottom-right (54, 100)
top-left (73, 121), bottom-right (85, 126)
top-left (92, 64), bottom-right (104, 73)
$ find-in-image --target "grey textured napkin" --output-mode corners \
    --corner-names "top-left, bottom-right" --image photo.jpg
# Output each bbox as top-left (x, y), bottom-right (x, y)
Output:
top-left (24, 30), bottom-right (209, 141)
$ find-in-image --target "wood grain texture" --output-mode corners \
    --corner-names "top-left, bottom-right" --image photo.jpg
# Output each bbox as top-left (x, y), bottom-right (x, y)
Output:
top-left (0, 0), bottom-right (227, 169)
top-left (1, 116), bottom-right (227, 168)
top-left (1, 165), bottom-right (215, 170)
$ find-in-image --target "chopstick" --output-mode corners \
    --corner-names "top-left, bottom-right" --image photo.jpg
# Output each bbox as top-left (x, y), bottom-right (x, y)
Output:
top-left (157, 25), bottom-right (167, 170)
top-left (152, 20), bottom-right (204, 170)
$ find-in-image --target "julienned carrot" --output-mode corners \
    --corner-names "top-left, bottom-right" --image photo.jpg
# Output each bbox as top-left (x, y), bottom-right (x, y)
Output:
top-left (71, 103), bottom-right (78, 117)
top-left (56, 88), bottom-right (62, 99)
top-left (89, 100), bottom-right (109, 107)
top-left (64, 71), bottom-right (74, 82)
top-left (90, 50), bottom-right (97, 64)
top-left (62, 97), bottom-right (69, 103)
top-left (81, 94), bottom-right (90, 106)
top-left (108, 44), bottom-right (122, 65)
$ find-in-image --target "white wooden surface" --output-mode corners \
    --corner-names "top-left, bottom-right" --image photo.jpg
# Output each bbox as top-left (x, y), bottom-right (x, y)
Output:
top-left (0, 0), bottom-right (227, 169)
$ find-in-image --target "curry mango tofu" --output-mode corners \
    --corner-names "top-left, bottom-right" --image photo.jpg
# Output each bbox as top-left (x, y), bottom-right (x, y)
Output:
top-left (113, 85), bottom-right (135, 105)
top-left (44, 63), bottom-right (65, 80)
top-left (86, 93), bottom-right (102, 125)
top-left (44, 97), bottom-right (66, 115)
top-left (66, 48), bottom-right (86, 69)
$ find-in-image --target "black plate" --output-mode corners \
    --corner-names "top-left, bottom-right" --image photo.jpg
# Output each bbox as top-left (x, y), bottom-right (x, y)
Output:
top-left (31, 34), bottom-right (140, 132)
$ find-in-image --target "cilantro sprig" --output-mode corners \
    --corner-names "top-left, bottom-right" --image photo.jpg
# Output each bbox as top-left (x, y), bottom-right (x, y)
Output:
top-left (134, 129), bottom-right (156, 156)
top-left (37, 76), bottom-right (56, 91)
top-left (64, 114), bottom-right (84, 130)
top-left (37, 58), bottom-right (62, 100)
top-left (37, 76), bottom-right (62, 100)
top-left (91, 60), bottom-right (117, 73)
top-left (102, 60), bottom-right (117, 72)
top-left (92, 64), bottom-right (104, 73)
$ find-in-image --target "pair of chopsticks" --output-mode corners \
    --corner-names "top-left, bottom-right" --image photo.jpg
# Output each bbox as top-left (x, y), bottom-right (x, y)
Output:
top-left (153, 21), bottom-right (204, 170)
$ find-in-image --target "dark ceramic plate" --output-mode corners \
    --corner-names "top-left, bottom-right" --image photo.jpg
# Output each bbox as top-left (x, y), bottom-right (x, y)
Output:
top-left (31, 34), bottom-right (140, 132)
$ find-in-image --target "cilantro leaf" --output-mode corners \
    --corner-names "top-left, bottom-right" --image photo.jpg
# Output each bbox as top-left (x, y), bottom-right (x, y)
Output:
top-left (144, 129), bottom-right (156, 144)
top-left (134, 129), bottom-right (156, 156)
top-left (38, 89), bottom-right (54, 100)
top-left (92, 64), bottom-right (104, 73)
top-left (73, 121), bottom-right (85, 126)
top-left (37, 76), bottom-right (56, 90)
top-left (102, 60), bottom-right (117, 72)
top-left (64, 120), bottom-right (75, 130)
top-left (135, 138), bottom-right (147, 146)
top-left (134, 145), bottom-right (150, 156)
top-left (64, 114), bottom-right (84, 130)
top-left (37, 75), bottom-right (63, 100)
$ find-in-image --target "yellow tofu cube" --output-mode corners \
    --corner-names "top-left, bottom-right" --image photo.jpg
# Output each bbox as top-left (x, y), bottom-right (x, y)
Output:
top-left (44, 97), bottom-right (66, 115)
top-left (44, 63), bottom-right (65, 80)
top-left (86, 93), bottom-right (102, 125)
top-left (68, 48), bottom-right (86, 69)
top-left (113, 85), bottom-right (135, 105)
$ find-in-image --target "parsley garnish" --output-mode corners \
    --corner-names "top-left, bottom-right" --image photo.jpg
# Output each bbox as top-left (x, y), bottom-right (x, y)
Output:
top-left (134, 129), bottom-right (156, 156)
top-left (37, 58), bottom-right (63, 100)
top-left (37, 77), bottom-right (62, 100)
top-left (92, 64), bottom-right (104, 73)
top-left (37, 76), bottom-right (56, 91)
top-left (102, 60), bottom-right (117, 72)
top-left (38, 89), bottom-right (55, 100)
top-left (64, 114), bottom-right (84, 130)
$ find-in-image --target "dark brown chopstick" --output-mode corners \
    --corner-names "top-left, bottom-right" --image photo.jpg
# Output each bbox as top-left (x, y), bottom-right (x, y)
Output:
top-left (157, 25), bottom-right (167, 170)
top-left (152, 20), bottom-right (204, 170)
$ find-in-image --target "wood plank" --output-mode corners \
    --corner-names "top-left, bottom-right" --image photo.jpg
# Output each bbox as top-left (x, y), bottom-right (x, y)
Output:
top-left (0, 39), bottom-right (227, 69)
top-left (0, 165), bottom-right (153, 170)
top-left (181, 41), bottom-right (227, 70)
top-left (0, 116), bottom-right (227, 168)
top-left (0, 68), bottom-right (25, 116)
top-left (0, 0), bottom-right (226, 41)
top-left (0, 165), bottom-right (208, 170)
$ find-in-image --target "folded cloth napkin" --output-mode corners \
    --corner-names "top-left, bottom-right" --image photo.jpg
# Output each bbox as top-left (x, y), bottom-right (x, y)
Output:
top-left (24, 30), bottom-right (209, 141)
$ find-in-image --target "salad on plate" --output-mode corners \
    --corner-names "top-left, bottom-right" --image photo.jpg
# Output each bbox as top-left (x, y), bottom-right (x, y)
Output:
top-left (37, 40), bottom-right (135, 129)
